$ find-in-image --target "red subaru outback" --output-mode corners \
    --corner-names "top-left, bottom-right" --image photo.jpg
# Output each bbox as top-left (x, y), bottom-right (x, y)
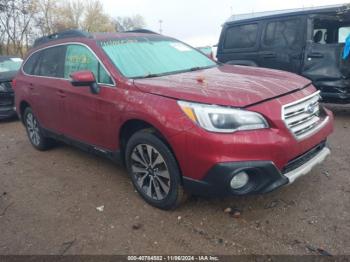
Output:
top-left (14, 30), bottom-right (334, 209)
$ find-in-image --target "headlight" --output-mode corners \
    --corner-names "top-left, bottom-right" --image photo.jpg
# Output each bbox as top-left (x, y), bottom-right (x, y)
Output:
top-left (178, 101), bottom-right (269, 133)
top-left (0, 83), bottom-right (6, 92)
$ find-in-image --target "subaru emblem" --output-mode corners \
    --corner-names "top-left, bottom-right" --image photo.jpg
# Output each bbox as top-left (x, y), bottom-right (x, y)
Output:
top-left (306, 103), bottom-right (318, 114)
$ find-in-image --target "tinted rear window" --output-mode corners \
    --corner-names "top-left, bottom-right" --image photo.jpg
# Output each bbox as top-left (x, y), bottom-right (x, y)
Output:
top-left (223, 24), bottom-right (258, 49)
top-left (36, 46), bottom-right (66, 78)
top-left (263, 19), bottom-right (300, 47)
top-left (23, 52), bottom-right (40, 75)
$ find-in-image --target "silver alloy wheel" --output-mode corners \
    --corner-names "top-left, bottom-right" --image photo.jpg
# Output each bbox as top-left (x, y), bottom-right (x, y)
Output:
top-left (26, 112), bottom-right (41, 146)
top-left (130, 144), bottom-right (171, 201)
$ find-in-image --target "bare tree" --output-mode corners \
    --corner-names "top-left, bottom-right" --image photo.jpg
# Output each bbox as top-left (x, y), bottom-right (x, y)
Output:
top-left (0, 0), bottom-right (37, 56)
top-left (114, 14), bottom-right (146, 32)
top-left (33, 0), bottom-right (59, 35)
top-left (82, 0), bottom-right (114, 32)
top-left (0, 0), bottom-right (147, 55)
top-left (57, 0), bottom-right (85, 30)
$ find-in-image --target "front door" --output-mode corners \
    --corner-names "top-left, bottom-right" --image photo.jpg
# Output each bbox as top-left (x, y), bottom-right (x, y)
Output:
top-left (60, 44), bottom-right (119, 151)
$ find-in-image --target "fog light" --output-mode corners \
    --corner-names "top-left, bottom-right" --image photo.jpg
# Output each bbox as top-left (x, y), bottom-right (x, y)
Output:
top-left (230, 172), bottom-right (249, 189)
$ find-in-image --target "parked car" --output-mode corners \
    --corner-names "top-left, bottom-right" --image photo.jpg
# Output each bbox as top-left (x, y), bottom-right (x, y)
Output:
top-left (217, 4), bottom-right (350, 104)
top-left (14, 29), bottom-right (333, 209)
top-left (0, 56), bottom-right (23, 119)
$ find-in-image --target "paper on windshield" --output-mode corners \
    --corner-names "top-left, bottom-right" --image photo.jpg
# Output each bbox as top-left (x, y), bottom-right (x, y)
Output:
top-left (10, 58), bottom-right (23, 62)
top-left (170, 43), bottom-right (191, 52)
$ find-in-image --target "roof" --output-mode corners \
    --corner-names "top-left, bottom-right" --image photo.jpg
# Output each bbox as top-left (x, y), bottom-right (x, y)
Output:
top-left (32, 29), bottom-right (164, 48)
top-left (226, 4), bottom-right (350, 24)
top-left (92, 32), bottom-right (163, 41)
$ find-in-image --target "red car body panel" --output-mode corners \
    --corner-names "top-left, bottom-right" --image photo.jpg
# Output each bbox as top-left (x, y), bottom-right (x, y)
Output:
top-left (14, 33), bottom-right (334, 196)
top-left (134, 65), bottom-right (312, 107)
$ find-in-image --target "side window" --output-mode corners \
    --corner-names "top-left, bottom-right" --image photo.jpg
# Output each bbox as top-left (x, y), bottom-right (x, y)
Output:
top-left (264, 19), bottom-right (300, 48)
top-left (23, 52), bottom-right (41, 75)
top-left (64, 44), bottom-right (113, 85)
top-left (224, 24), bottom-right (258, 49)
top-left (339, 27), bottom-right (350, 43)
top-left (36, 46), bottom-right (66, 77)
top-left (313, 29), bottom-right (327, 44)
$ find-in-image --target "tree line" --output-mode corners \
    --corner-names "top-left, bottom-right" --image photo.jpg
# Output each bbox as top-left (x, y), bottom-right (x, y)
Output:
top-left (0, 0), bottom-right (146, 57)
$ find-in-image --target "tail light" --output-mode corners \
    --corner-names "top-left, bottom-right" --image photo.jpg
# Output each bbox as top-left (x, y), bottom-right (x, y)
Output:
top-left (12, 79), bottom-right (17, 89)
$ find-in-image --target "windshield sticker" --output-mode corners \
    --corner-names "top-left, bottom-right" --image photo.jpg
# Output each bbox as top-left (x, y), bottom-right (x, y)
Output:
top-left (101, 39), bottom-right (138, 47)
top-left (66, 55), bottom-right (92, 64)
top-left (10, 58), bottom-right (23, 62)
top-left (170, 43), bottom-right (191, 52)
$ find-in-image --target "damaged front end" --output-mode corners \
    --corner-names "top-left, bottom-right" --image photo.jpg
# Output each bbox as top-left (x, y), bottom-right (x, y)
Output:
top-left (302, 4), bottom-right (350, 103)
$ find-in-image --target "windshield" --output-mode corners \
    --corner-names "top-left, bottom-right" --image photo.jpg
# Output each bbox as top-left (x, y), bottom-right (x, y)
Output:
top-left (0, 57), bottom-right (23, 73)
top-left (100, 37), bottom-right (217, 78)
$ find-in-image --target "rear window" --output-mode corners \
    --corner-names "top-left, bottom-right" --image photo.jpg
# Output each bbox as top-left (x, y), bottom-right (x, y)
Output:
top-left (23, 52), bottom-right (40, 75)
top-left (263, 19), bottom-right (300, 47)
top-left (223, 24), bottom-right (258, 49)
top-left (36, 46), bottom-right (66, 78)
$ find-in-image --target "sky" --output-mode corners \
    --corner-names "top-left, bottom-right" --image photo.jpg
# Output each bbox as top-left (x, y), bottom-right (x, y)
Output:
top-left (101, 0), bottom-right (348, 46)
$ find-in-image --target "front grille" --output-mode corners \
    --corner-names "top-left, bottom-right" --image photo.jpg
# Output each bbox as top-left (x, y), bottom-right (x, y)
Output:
top-left (282, 91), bottom-right (325, 140)
top-left (0, 97), bottom-right (14, 107)
top-left (282, 141), bottom-right (326, 174)
top-left (0, 82), bottom-right (13, 92)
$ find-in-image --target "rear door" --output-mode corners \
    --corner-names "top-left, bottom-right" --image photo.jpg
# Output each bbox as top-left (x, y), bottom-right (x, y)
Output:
top-left (26, 45), bottom-right (67, 133)
top-left (301, 16), bottom-right (346, 86)
top-left (258, 17), bottom-right (305, 73)
top-left (302, 43), bottom-right (342, 84)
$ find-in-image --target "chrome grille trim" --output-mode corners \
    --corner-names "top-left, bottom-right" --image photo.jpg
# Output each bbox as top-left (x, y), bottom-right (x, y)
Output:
top-left (282, 91), bottom-right (328, 140)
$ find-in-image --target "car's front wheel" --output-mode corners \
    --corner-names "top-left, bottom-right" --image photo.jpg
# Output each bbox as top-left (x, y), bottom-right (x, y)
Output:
top-left (24, 107), bottom-right (55, 151)
top-left (125, 130), bottom-right (187, 210)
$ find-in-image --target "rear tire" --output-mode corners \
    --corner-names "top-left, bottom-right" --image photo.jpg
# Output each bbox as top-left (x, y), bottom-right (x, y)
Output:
top-left (125, 130), bottom-right (187, 210)
top-left (23, 107), bottom-right (55, 151)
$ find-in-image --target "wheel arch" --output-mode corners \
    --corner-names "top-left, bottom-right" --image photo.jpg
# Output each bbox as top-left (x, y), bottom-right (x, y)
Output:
top-left (19, 100), bottom-right (31, 124)
top-left (118, 119), bottom-right (184, 182)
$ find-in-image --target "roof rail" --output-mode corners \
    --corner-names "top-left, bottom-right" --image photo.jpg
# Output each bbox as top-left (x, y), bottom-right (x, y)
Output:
top-left (33, 29), bottom-right (93, 48)
top-left (124, 29), bottom-right (159, 34)
top-left (226, 4), bottom-right (348, 23)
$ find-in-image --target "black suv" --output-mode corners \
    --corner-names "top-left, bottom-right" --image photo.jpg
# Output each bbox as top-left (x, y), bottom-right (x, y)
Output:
top-left (0, 56), bottom-right (22, 119)
top-left (217, 4), bottom-right (350, 104)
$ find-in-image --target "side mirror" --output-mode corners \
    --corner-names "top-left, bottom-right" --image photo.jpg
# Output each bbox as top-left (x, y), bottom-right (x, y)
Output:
top-left (70, 70), bottom-right (100, 94)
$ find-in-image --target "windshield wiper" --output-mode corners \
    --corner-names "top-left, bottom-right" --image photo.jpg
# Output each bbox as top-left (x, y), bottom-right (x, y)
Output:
top-left (134, 73), bottom-right (164, 79)
top-left (189, 65), bottom-right (217, 72)
top-left (134, 65), bottom-right (218, 79)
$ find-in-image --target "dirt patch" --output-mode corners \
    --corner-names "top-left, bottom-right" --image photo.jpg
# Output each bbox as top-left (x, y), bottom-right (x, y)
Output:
top-left (0, 105), bottom-right (349, 255)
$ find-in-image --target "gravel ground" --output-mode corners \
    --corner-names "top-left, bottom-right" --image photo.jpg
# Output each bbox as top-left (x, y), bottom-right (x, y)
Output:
top-left (0, 104), bottom-right (349, 255)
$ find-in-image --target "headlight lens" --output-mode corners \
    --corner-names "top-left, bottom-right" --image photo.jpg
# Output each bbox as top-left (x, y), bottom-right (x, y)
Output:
top-left (178, 101), bottom-right (269, 133)
top-left (0, 83), bottom-right (6, 92)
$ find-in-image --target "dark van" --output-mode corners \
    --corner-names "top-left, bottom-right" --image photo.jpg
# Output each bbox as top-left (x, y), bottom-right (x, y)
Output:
top-left (217, 4), bottom-right (350, 103)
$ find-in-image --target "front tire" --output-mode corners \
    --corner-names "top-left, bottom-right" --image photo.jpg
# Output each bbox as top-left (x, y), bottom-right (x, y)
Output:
top-left (24, 107), bottom-right (55, 151)
top-left (125, 130), bottom-right (187, 210)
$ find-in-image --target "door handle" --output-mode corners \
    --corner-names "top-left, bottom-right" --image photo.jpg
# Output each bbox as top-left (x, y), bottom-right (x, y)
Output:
top-left (261, 52), bottom-right (276, 58)
top-left (29, 83), bottom-right (34, 90)
top-left (308, 52), bottom-right (324, 58)
top-left (56, 90), bottom-right (66, 98)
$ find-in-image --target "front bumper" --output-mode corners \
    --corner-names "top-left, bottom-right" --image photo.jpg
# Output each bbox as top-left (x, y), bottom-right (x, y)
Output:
top-left (183, 142), bottom-right (330, 197)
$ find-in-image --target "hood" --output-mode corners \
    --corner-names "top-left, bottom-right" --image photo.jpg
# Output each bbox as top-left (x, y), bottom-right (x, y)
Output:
top-left (133, 65), bottom-right (312, 107)
top-left (0, 71), bottom-right (17, 82)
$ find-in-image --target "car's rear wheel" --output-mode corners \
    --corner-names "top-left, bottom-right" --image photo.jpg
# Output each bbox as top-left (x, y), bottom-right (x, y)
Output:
top-left (125, 130), bottom-right (187, 210)
top-left (24, 107), bottom-right (55, 151)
